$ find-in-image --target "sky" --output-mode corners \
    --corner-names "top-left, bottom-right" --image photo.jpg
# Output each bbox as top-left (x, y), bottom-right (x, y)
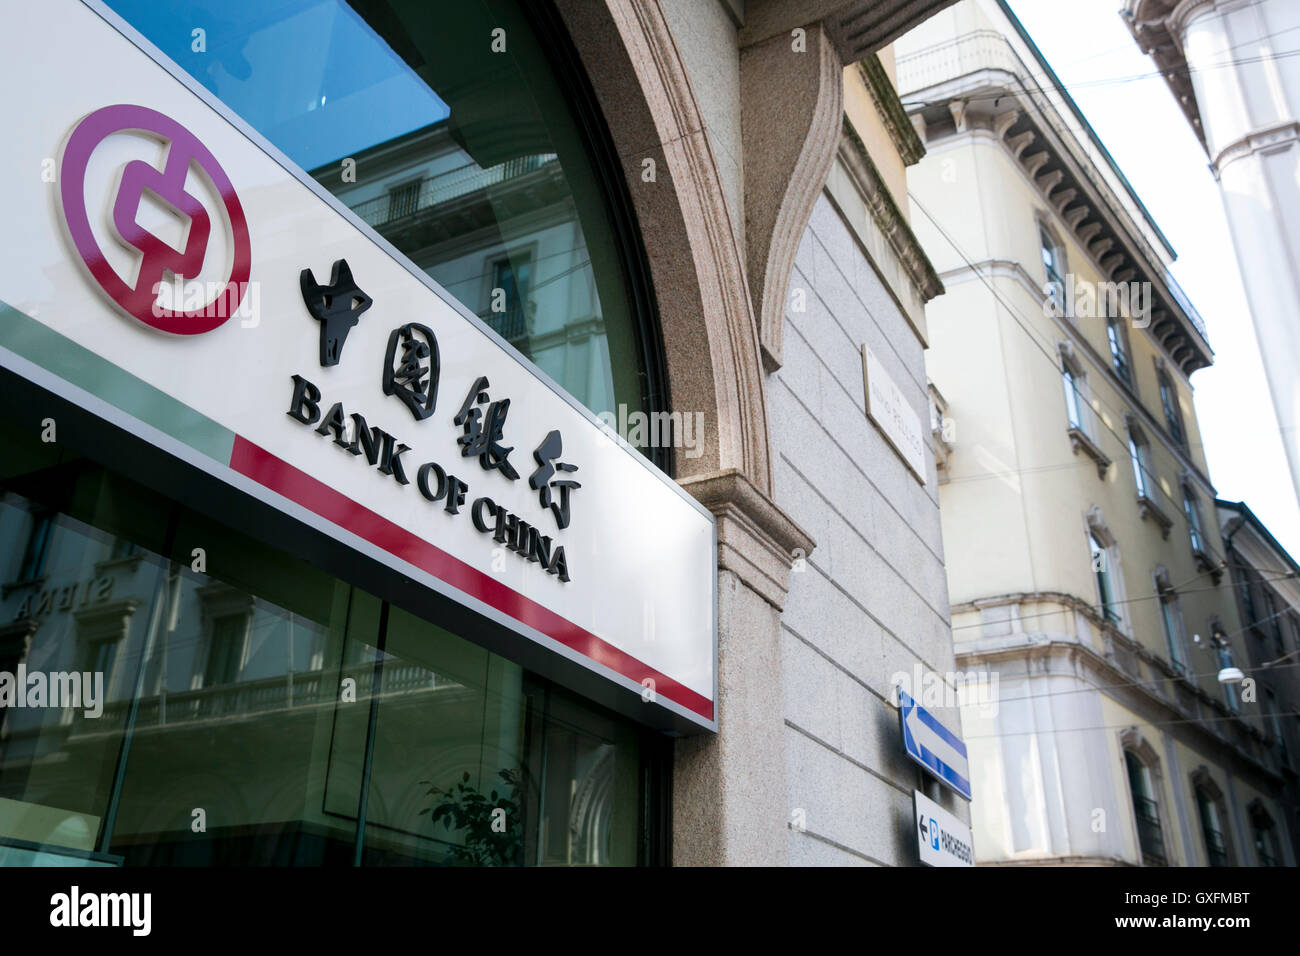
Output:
top-left (1006, 0), bottom-right (1300, 560)
top-left (106, 0), bottom-right (447, 169)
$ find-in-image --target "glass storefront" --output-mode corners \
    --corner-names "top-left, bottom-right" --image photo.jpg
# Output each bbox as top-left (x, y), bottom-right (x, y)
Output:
top-left (0, 416), bottom-right (662, 865)
top-left (105, 0), bottom-right (665, 458)
top-left (0, 0), bottom-right (679, 866)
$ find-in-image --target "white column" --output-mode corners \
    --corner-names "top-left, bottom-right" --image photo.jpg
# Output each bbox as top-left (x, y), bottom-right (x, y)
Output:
top-left (1180, 0), bottom-right (1300, 508)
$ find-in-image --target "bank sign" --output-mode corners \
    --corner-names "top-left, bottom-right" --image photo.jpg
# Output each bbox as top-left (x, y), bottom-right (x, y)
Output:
top-left (0, 1), bottom-right (717, 731)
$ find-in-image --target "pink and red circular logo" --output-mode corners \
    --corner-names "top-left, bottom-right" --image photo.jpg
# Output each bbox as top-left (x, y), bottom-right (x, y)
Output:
top-left (59, 104), bottom-right (251, 335)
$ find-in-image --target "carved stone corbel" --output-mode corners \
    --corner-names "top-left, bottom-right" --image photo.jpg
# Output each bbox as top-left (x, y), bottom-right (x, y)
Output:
top-left (741, 22), bottom-right (844, 373)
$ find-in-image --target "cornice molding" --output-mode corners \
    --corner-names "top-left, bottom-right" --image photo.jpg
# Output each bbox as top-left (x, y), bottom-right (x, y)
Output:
top-left (1168, 0), bottom-right (1225, 38)
top-left (1123, 1), bottom-right (1210, 151)
top-left (934, 256), bottom-right (1219, 494)
top-left (955, 629), bottom-right (1281, 789)
top-left (902, 45), bottom-right (1213, 375)
top-left (678, 468), bottom-right (816, 611)
top-left (741, 23), bottom-right (844, 375)
top-left (1212, 119), bottom-right (1300, 176)
top-left (858, 55), bottom-right (926, 166)
top-left (838, 117), bottom-right (944, 303)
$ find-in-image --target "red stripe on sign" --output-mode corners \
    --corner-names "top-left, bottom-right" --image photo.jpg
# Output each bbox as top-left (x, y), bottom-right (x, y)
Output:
top-left (229, 435), bottom-right (712, 720)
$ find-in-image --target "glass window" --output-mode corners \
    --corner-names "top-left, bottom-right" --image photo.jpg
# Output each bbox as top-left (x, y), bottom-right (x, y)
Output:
top-left (1128, 432), bottom-right (1153, 500)
top-left (1255, 592), bottom-right (1286, 657)
top-left (1183, 489), bottom-right (1205, 554)
top-left (202, 613), bottom-right (248, 687)
top-left (0, 413), bottom-right (660, 865)
top-left (16, 510), bottom-right (53, 582)
top-left (1265, 689), bottom-right (1287, 764)
top-left (1253, 812), bottom-right (1280, 866)
top-left (387, 179), bottom-right (422, 222)
top-left (1238, 573), bottom-right (1258, 627)
top-left (106, 0), bottom-right (662, 457)
top-left (357, 605), bottom-right (640, 866)
top-left (1159, 373), bottom-right (1185, 447)
top-left (1125, 750), bottom-right (1165, 864)
top-left (87, 639), bottom-right (119, 685)
top-left (1063, 365), bottom-right (1086, 433)
top-left (1107, 317), bottom-right (1131, 383)
top-left (1157, 586), bottom-right (1185, 672)
top-left (489, 255), bottom-right (532, 343)
top-left (1216, 642), bottom-right (1240, 713)
top-left (1195, 787), bottom-right (1228, 866)
top-left (1040, 226), bottom-right (1064, 287)
top-left (1091, 534), bottom-right (1118, 624)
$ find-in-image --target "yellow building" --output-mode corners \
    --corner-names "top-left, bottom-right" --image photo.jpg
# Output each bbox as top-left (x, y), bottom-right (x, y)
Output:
top-left (897, 0), bottom-right (1293, 865)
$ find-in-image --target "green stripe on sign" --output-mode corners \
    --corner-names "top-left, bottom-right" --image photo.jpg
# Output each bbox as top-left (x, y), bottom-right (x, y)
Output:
top-left (0, 301), bottom-right (235, 464)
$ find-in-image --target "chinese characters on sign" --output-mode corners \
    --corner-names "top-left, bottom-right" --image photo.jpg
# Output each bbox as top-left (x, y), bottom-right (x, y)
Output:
top-left (530, 430), bottom-right (580, 530)
top-left (454, 376), bottom-right (519, 479)
top-left (383, 322), bottom-right (439, 421)
top-left (286, 259), bottom-right (578, 581)
top-left (300, 258), bottom-right (371, 366)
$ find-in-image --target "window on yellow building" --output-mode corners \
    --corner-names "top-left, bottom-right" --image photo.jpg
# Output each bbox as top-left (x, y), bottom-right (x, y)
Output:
top-left (1128, 427), bottom-right (1156, 501)
top-left (1154, 572), bottom-right (1187, 673)
top-left (1251, 805), bottom-right (1281, 866)
top-left (1107, 316), bottom-right (1132, 384)
top-left (1158, 370), bottom-right (1186, 449)
top-left (1124, 749), bottom-right (1166, 865)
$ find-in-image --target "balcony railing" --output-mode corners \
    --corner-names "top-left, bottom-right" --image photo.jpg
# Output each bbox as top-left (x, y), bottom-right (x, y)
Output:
top-left (1203, 827), bottom-right (1229, 867)
top-left (73, 661), bottom-right (459, 734)
top-left (1163, 269), bottom-right (1209, 343)
top-left (480, 304), bottom-right (528, 342)
top-left (1133, 795), bottom-right (1166, 864)
top-left (351, 154), bottom-right (558, 230)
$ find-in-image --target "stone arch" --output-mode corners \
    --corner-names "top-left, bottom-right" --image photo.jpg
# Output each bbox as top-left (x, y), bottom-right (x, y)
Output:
top-left (552, 0), bottom-right (772, 492)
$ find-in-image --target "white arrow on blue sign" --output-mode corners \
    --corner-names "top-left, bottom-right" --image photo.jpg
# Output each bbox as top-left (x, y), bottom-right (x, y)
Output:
top-left (898, 689), bottom-right (971, 801)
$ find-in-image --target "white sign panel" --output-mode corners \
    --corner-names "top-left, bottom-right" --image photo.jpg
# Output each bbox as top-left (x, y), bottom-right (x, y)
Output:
top-left (913, 790), bottom-right (975, 867)
top-left (861, 345), bottom-right (926, 483)
top-left (0, 0), bottom-right (716, 730)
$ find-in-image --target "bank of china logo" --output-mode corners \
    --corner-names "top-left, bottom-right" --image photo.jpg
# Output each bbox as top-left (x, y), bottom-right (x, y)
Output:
top-left (58, 103), bottom-right (251, 334)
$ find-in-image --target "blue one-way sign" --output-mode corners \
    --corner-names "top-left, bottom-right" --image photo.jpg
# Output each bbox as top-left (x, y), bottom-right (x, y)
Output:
top-left (898, 689), bottom-right (971, 801)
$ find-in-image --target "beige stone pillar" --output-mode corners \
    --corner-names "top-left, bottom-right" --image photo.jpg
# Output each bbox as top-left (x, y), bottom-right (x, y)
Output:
top-left (674, 470), bottom-right (814, 866)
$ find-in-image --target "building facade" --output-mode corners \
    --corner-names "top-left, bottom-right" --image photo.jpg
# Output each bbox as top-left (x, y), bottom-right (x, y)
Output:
top-left (1124, 0), bottom-right (1300, 511)
top-left (1217, 500), bottom-right (1300, 865)
top-left (0, 0), bottom-right (963, 867)
top-left (898, 0), bottom-right (1293, 865)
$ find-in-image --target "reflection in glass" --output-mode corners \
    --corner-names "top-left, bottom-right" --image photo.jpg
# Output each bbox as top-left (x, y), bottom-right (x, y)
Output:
top-left (0, 420), bottom-right (648, 865)
top-left (107, 0), bottom-right (656, 446)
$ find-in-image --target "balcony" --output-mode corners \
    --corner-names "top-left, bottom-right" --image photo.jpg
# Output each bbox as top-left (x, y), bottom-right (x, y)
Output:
top-left (1203, 828), bottom-right (1229, 867)
top-left (71, 661), bottom-right (462, 736)
top-left (479, 304), bottom-right (529, 343)
top-left (351, 154), bottom-right (558, 230)
top-left (1067, 425), bottom-right (1112, 479)
top-left (1135, 485), bottom-right (1174, 539)
top-left (1132, 795), bottom-right (1166, 865)
top-left (1163, 268), bottom-right (1209, 344)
